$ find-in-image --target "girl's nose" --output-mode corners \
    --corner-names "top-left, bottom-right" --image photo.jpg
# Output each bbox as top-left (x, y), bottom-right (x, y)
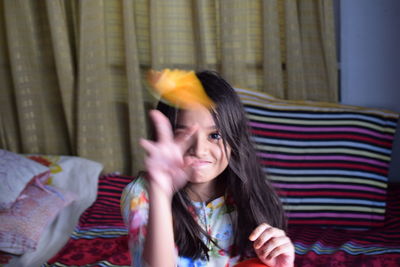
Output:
top-left (189, 134), bottom-right (208, 156)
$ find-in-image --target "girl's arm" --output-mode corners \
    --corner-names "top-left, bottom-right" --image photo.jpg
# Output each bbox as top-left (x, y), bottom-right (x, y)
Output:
top-left (139, 110), bottom-right (197, 267)
top-left (143, 182), bottom-right (175, 267)
top-left (121, 175), bottom-right (177, 267)
top-left (249, 223), bottom-right (295, 267)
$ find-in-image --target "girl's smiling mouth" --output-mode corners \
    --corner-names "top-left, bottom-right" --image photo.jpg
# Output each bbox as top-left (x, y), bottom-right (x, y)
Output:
top-left (189, 159), bottom-right (212, 168)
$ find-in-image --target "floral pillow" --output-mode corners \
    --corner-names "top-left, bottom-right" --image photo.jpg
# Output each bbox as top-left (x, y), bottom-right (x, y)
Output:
top-left (0, 183), bottom-right (76, 254)
top-left (0, 149), bottom-right (50, 211)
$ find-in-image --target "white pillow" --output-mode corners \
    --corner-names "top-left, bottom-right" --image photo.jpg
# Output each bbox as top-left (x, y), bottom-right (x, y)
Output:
top-left (13, 155), bottom-right (103, 267)
top-left (0, 150), bottom-right (50, 211)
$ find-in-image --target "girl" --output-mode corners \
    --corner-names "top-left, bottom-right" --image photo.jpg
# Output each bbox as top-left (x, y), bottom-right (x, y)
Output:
top-left (121, 71), bottom-right (294, 267)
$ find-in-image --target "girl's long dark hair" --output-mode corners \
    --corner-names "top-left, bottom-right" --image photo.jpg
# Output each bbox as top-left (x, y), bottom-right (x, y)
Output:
top-left (156, 70), bottom-right (286, 260)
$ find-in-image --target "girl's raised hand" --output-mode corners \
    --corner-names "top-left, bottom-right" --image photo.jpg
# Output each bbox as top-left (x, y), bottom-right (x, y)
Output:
top-left (249, 223), bottom-right (295, 267)
top-left (140, 110), bottom-right (197, 198)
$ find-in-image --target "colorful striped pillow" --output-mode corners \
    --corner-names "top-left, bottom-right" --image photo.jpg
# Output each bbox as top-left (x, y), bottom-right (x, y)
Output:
top-left (235, 88), bottom-right (399, 229)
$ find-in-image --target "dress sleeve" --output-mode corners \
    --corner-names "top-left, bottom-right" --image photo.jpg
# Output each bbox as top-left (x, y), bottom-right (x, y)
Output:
top-left (121, 177), bottom-right (149, 267)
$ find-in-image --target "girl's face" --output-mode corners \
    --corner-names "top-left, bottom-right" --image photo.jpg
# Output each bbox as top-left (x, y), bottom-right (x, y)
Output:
top-left (175, 105), bottom-right (231, 185)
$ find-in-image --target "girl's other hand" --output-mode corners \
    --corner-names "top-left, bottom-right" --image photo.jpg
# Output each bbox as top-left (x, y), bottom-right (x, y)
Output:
top-left (249, 223), bottom-right (294, 267)
top-left (140, 110), bottom-right (197, 198)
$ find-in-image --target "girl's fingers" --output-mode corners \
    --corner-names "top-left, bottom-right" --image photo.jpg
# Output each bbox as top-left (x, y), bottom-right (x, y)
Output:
top-left (148, 109), bottom-right (197, 153)
top-left (253, 227), bottom-right (285, 249)
top-left (249, 223), bottom-right (271, 242)
top-left (140, 138), bottom-right (157, 154)
top-left (175, 124), bottom-right (198, 152)
top-left (250, 224), bottom-right (295, 266)
top-left (257, 236), bottom-right (291, 259)
top-left (149, 109), bottom-right (174, 142)
top-left (141, 138), bottom-right (182, 168)
top-left (266, 242), bottom-right (294, 260)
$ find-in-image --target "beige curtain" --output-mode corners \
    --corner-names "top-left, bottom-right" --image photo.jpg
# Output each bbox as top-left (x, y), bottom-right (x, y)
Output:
top-left (0, 0), bottom-right (337, 174)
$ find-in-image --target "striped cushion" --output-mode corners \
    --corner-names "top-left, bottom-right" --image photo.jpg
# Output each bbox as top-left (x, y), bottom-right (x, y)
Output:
top-left (236, 88), bottom-right (399, 229)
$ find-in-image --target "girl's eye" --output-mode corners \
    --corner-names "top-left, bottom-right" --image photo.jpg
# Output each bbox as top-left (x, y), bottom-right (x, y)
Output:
top-left (209, 132), bottom-right (221, 140)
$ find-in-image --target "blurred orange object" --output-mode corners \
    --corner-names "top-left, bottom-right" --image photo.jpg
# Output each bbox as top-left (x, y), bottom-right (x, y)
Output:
top-left (147, 69), bottom-right (214, 109)
top-left (234, 258), bottom-right (269, 267)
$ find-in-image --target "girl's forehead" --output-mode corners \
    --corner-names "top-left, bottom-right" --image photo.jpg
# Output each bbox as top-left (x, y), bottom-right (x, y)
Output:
top-left (177, 106), bottom-right (216, 126)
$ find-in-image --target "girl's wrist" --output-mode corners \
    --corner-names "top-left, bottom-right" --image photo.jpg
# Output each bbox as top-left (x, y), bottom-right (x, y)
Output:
top-left (148, 179), bottom-right (174, 202)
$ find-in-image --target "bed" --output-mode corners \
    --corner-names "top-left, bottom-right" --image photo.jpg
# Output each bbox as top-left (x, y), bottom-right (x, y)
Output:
top-left (2, 88), bottom-right (400, 267)
top-left (18, 174), bottom-right (400, 267)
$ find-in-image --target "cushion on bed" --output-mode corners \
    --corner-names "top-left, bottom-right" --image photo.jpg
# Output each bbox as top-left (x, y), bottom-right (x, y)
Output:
top-left (10, 155), bottom-right (103, 267)
top-left (26, 155), bottom-right (102, 201)
top-left (0, 183), bottom-right (75, 254)
top-left (0, 149), bottom-right (50, 211)
top-left (236, 88), bottom-right (399, 229)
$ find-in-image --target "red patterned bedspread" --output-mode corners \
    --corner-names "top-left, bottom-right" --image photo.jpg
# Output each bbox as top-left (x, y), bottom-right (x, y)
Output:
top-left (288, 183), bottom-right (400, 267)
top-left (45, 174), bottom-right (132, 267)
top-left (44, 175), bottom-right (400, 267)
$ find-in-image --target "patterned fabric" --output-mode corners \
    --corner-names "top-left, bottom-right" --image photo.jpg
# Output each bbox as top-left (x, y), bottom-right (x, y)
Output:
top-left (0, 183), bottom-right (75, 255)
top-left (121, 176), bottom-right (241, 267)
top-left (0, 154), bottom-right (102, 266)
top-left (45, 174), bottom-right (132, 267)
top-left (43, 174), bottom-right (400, 267)
top-left (0, 149), bottom-right (50, 211)
top-left (290, 183), bottom-right (400, 266)
top-left (236, 88), bottom-right (399, 229)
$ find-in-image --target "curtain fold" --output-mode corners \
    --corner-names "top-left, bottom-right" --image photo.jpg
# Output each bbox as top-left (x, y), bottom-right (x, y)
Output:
top-left (0, 0), bottom-right (338, 174)
top-left (0, 0), bottom-right (20, 151)
top-left (45, 0), bottom-right (76, 150)
top-left (318, 0), bottom-right (338, 101)
top-left (3, 0), bottom-right (70, 154)
top-left (77, 0), bottom-right (109, 167)
top-left (263, 0), bottom-right (284, 98)
top-left (284, 0), bottom-right (307, 99)
top-left (122, 0), bottom-right (147, 173)
top-left (192, 0), bottom-right (219, 71)
top-left (285, 0), bottom-right (338, 101)
top-left (219, 0), bottom-right (250, 87)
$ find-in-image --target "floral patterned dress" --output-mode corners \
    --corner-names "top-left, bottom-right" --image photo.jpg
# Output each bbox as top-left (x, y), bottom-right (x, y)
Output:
top-left (121, 177), bottom-right (243, 267)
